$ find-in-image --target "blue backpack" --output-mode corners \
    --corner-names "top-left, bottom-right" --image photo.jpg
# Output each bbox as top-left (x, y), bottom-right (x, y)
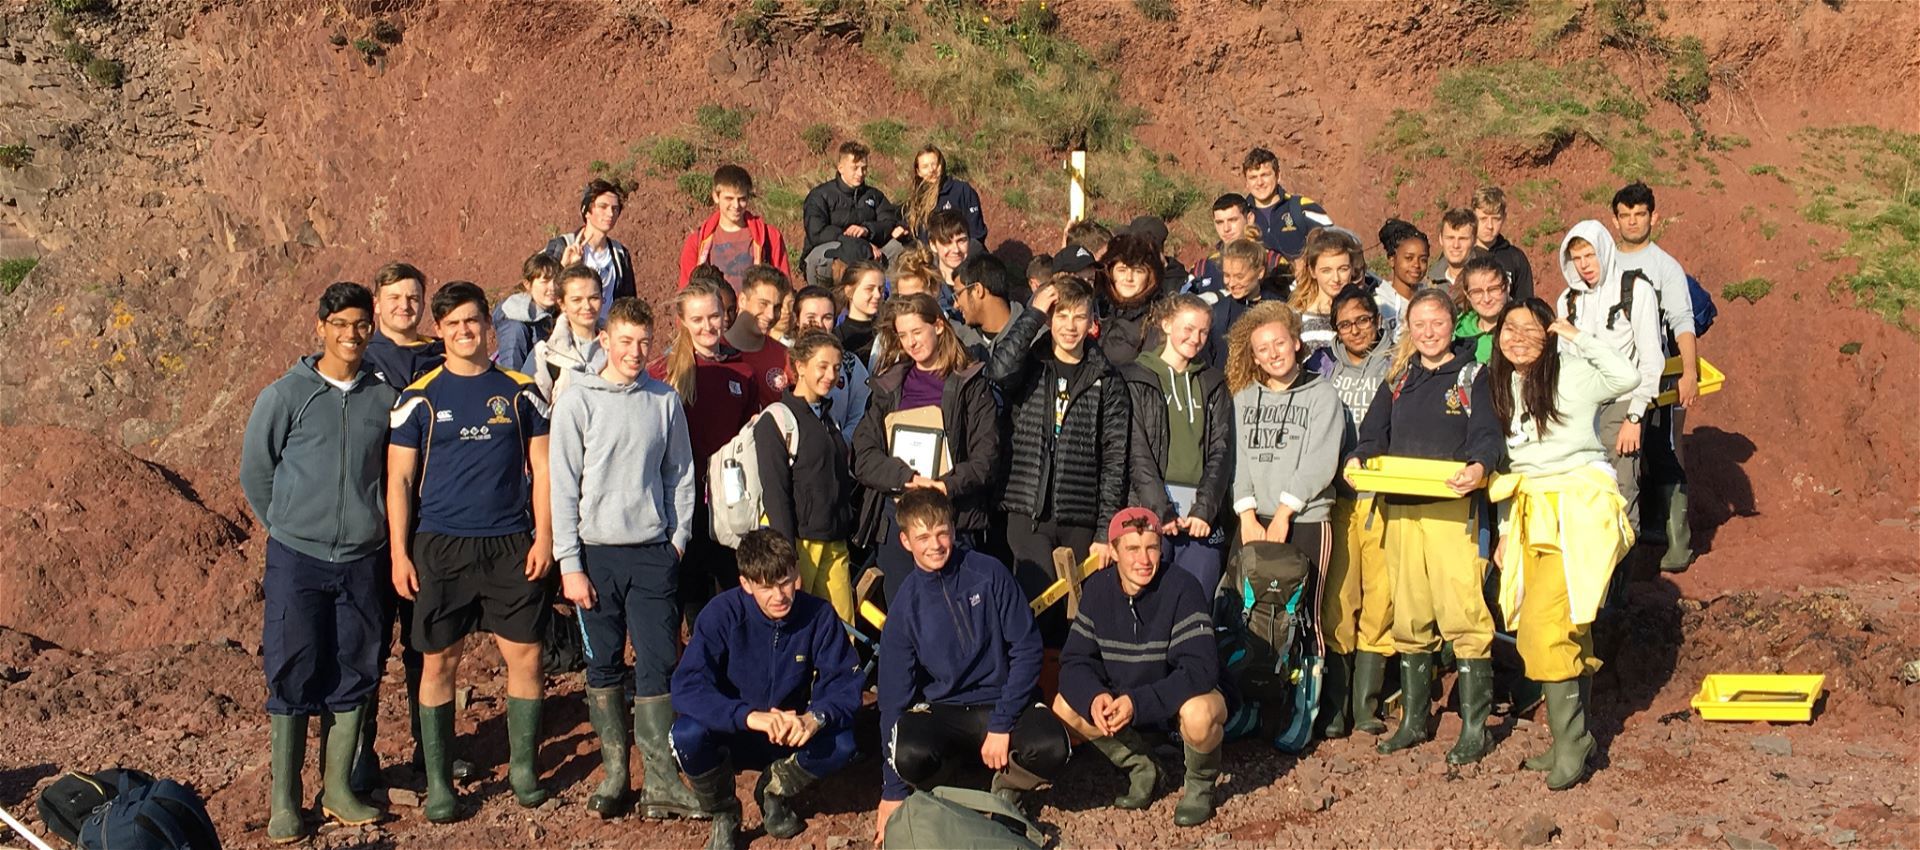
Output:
top-left (77, 771), bottom-right (221, 850)
top-left (1684, 274), bottom-right (1717, 337)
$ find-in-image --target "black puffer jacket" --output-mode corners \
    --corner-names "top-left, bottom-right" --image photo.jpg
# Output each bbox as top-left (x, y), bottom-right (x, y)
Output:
top-left (1095, 292), bottom-right (1161, 366)
top-left (851, 361), bottom-right (1003, 544)
top-left (1120, 358), bottom-right (1234, 525)
top-left (986, 308), bottom-right (1131, 539)
top-left (802, 178), bottom-right (904, 256)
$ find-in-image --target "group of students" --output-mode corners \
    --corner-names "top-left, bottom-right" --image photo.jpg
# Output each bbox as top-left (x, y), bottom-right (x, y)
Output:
top-left (239, 139), bottom-right (1706, 849)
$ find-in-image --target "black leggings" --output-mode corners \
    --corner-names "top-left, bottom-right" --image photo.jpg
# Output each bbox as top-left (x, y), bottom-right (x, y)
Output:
top-left (890, 702), bottom-right (1070, 793)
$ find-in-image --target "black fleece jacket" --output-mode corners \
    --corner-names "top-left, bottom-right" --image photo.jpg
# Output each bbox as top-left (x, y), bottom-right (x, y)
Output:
top-left (1484, 234), bottom-right (1535, 302)
top-left (852, 361), bottom-right (1003, 543)
top-left (1120, 358), bottom-right (1234, 525)
top-left (756, 392), bottom-right (854, 541)
top-left (1351, 345), bottom-right (1505, 505)
top-left (987, 308), bottom-right (1131, 538)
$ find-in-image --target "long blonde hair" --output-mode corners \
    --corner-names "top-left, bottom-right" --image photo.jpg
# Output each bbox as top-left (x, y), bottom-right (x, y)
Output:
top-left (876, 292), bottom-right (971, 378)
top-left (904, 144), bottom-right (946, 237)
top-left (661, 280), bottom-right (727, 405)
top-left (1225, 301), bottom-right (1304, 393)
top-left (1388, 288), bottom-right (1459, 381)
top-left (1289, 226), bottom-right (1356, 314)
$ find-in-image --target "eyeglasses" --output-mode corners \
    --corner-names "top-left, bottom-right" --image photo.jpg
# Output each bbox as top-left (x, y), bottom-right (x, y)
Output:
top-left (325, 319), bottom-right (374, 333)
top-left (1335, 316), bottom-right (1377, 332)
top-left (1467, 286), bottom-right (1506, 300)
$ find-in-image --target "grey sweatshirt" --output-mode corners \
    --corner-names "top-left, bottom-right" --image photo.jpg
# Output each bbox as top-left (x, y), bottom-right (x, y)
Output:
top-left (1230, 371), bottom-right (1344, 523)
top-left (548, 370), bottom-right (696, 574)
top-left (240, 355), bottom-right (399, 562)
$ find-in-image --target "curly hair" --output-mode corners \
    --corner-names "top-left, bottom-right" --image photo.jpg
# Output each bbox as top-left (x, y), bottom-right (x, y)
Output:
top-left (1224, 300), bottom-right (1305, 393)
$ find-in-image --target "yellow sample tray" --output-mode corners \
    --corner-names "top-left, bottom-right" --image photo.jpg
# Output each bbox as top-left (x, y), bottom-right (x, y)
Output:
top-left (1690, 674), bottom-right (1825, 722)
top-left (1656, 356), bottom-right (1726, 407)
top-left (1347, 456), bottom-right (1485, 499)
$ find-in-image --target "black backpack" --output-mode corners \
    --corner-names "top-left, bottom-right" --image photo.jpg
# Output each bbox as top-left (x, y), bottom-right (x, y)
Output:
top-left (40, 769), bottom-right (220, 850)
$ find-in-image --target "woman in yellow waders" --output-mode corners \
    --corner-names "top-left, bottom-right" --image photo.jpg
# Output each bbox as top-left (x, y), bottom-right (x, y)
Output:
top-left (1318, 284), bottom-right (1398, 737)
top-left (1485, 298), bottom-right (1638, 790)
top-left (1345, 288), bottom-right (1504, 763)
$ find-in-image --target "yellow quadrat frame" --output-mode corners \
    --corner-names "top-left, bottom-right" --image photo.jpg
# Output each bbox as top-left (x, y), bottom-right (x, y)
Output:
top-left (1656, 355), bottom-right (1726, 407)
top-left (1690, 673), bottom-right (1825, 723)
top-left (858, 549), bottom-right (1105, 631)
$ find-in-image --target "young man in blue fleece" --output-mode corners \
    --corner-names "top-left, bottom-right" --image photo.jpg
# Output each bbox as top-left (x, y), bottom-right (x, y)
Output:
top-left (1052, 507), bottom-right (1228, 828)
top-left (672, 529), bottom-right (861, 850)
top-left (873, 488), bottom-right (1070, 844)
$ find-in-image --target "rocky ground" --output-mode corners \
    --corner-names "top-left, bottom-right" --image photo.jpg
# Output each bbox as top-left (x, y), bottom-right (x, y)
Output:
top-left (1, 548), bottom-right (1914, 850)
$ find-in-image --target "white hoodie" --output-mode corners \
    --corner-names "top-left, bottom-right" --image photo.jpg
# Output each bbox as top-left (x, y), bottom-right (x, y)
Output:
top-left (1554, 220), bottom-right (1662, 417)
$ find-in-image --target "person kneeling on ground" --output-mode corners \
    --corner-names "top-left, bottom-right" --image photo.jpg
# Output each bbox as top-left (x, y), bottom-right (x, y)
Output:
top-left (875, 488), bottom-right (1068, 845)
top-left (1052, 508), bottom-right (1228, 827)
top-left (672, 530), bottom-right (861, 850)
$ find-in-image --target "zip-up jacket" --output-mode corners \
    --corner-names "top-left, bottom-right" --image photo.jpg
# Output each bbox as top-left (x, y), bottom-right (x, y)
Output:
top-left (548, 370), bottom-right (695, 574)
top-left (1352, 345), bottom-right (1505, 504)
top-left (1251, 189), bottom-right (1334, 259)
top-left (879, 548), bottom-right (1041, 800)
top-left (530, 320), bottom-right (605, 404)
top-left (1095, 291), bottom-right (1160, 366)
top-left (1120, 353), bottom-right (1233, 524)
top-left (1198, 287), bottom-right (1286, 370)
top-left (802, 178), bottom-right (904, 256)
top-left (852, 361), bottom-right (1003, 543)
top-left (922, 176), bottom-right (988, 244)
top-left (756, 391), bottom-right (854, 541)
top-left (987, 308), bottom-right (1131, 539)
top-left (1058, 566), bottom-right (1216, 729)
top-left (240, 356), bottom-right (398, 562)
top-left (672, 588), bottom-right (861, 736)
top-left (543, 233), bottom-right (636, 305)
top-left (491, 292), bottom-right (553, 375)
top-left (1230, 370), bottom-right (1344, 523)
top-left (1553, 221), bottom-right (1662, 418)
top-left (363, 332), bottom-right (443, 392)
top-left (828, 348), bottom-right (872, 437)
top-left (1484, 233), bottom-right (1535, 302)
top-left (677, 210), bottom-right (792, 286)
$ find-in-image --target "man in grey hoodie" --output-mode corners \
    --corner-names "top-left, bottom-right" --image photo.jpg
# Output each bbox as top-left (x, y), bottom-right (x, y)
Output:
top-left (548, 296), bottom-right (706, 822)
top-left (240, 282), bottom-right (395, 842)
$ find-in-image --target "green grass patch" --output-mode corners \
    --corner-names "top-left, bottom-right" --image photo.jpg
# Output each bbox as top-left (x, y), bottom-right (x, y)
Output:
top-left (1721, 277), bottom-right (1772, 304)
top-left (801, 123), bottom-right (835, 154)
top-left (1376, 60), bottom-right (1669, 184)
top-left (677, 172), bottom-right (714, 204)
top-left (1133, 0), bottom-right (1176, 21)
top-left (859, 119), bottom-right (910, 157)
top-left (1747, 163), bottom-right (1778, 176)
top-left (1839, 341), bottom-right (1862, 355)
top-left (760, 184), bottom-right (807, 226)
top-left (84, 56), bottom-right (122, 87)
top-left (1788, 125), bottom-right (1920, 330)
top-left (0, 144), bottom-right (33, 169)
top-left (647, 136), bottom-right (698, 172)
top-left (1660, 36), bottom-right (1711, 107)
top-left (695, 104), bottom-right (750, 140)
top-left (0, 257), bottom-right (36, 294)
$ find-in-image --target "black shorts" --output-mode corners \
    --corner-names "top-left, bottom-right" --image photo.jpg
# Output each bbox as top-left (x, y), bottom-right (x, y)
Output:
top-left (411, 531), bottom-right (550, 652)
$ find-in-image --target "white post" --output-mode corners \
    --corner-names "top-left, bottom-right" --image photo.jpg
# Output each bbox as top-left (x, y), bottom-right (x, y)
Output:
top-left (1067, 149), bottom-right (1087, 223)
top-left (0, 803), bottom-right (57, 850)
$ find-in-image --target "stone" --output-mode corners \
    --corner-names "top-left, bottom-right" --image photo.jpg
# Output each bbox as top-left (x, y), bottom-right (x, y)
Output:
top-left (1497, 811), bottom-right (1559, 847)
top-left (1827, 829), bottom-right (1859, 846)
top-left (386, 788), bottom-right (420, 808)
top-left (1725, 833), bottom-right (1778, 850)
top-left (1702, 824), bottom-right (1722, 840)
top-left (1592, 811), bottom-right (1619, 832)
top-left (1750, 735), bottom-right (1793, 757)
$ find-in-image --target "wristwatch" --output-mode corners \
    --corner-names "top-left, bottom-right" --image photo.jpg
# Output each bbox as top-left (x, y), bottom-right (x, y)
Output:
top-left (1625, 413), bottom-right (1643, 425)
top-left (809, 710), bottom-right (828, 730)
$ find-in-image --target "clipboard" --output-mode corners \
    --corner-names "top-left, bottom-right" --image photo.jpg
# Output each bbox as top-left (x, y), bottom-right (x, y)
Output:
top-left (885, 406), bottom-right (951, 478)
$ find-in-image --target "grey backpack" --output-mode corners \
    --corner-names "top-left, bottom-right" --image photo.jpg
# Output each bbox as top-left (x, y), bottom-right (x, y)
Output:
top-left (883, 786), bottom-right (1045, 849)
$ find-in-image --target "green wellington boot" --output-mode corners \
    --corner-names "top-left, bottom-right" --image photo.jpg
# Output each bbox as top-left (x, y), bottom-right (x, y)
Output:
top-left (1446, 658), bottom-right (1494, 765)
top-left (756, 754), bottom-right (818, 840)
top-left (686, 760), bottom-right (739, 850)
top-left (1089, 729), bottom-right (1158, 810)
top-left (633, 694), bottom-right (706, 819)
top-left (1172, 743), bottom-right (1221, 827)
top-left (1317, 652), bottom-right (1354, 739)
top-left (1352, 651), bottom-right (1390, 735)
top-left (1544, 677), bottom-right (1595, 790)
top-left (1659, 483), bottom-right (1695, 573)
top-left (1377, 652), bottom-right (1434, 754)
top-left (504, 696), bottom-right (548, 808)
top-left (348, 693), bottom-right (382, 794)
top-left (417, 702), bottom-right (459, 823)
top-left (320, 706), bottom-right (381, 825)
top-left (583, 687), bottom-right (631, 817)
top-left (268, 714), bottom-right (307, 843)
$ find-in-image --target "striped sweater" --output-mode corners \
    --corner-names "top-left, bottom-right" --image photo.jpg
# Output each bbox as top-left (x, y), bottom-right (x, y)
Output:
top-left (1058, 566), bottom-right (1218, 728)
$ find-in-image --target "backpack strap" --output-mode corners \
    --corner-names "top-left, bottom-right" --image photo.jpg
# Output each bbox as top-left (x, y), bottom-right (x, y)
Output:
top-left (1608, 269), bottom-right (1647, 331)
top-left (764, 402), bottom-right (801, 459)
top-left (1454, 361), bottom-right (1481, 417)
top-left (928, 786), bottom-right (1045, 846)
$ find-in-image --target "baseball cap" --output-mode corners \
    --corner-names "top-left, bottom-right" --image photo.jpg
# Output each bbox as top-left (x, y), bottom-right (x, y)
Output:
top-left (1052, 244), bottom-right (1097, 275)
top-left (1107, 506), bottom-right (1161, 543)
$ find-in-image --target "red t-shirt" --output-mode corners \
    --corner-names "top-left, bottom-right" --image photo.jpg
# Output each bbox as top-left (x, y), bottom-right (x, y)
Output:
top-left (734, 339), bottom-right (790, 409)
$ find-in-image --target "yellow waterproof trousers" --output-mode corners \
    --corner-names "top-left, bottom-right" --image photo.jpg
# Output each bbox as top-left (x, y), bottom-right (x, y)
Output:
top-left (795, 538), bottom-right (853, 624)
top-left (1385, 498), bottom-right (1493, 660)
top-left (1496, 466), bottom-right (1632, 682)
top-left (1323, 496), bottom-right (1395, 656)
